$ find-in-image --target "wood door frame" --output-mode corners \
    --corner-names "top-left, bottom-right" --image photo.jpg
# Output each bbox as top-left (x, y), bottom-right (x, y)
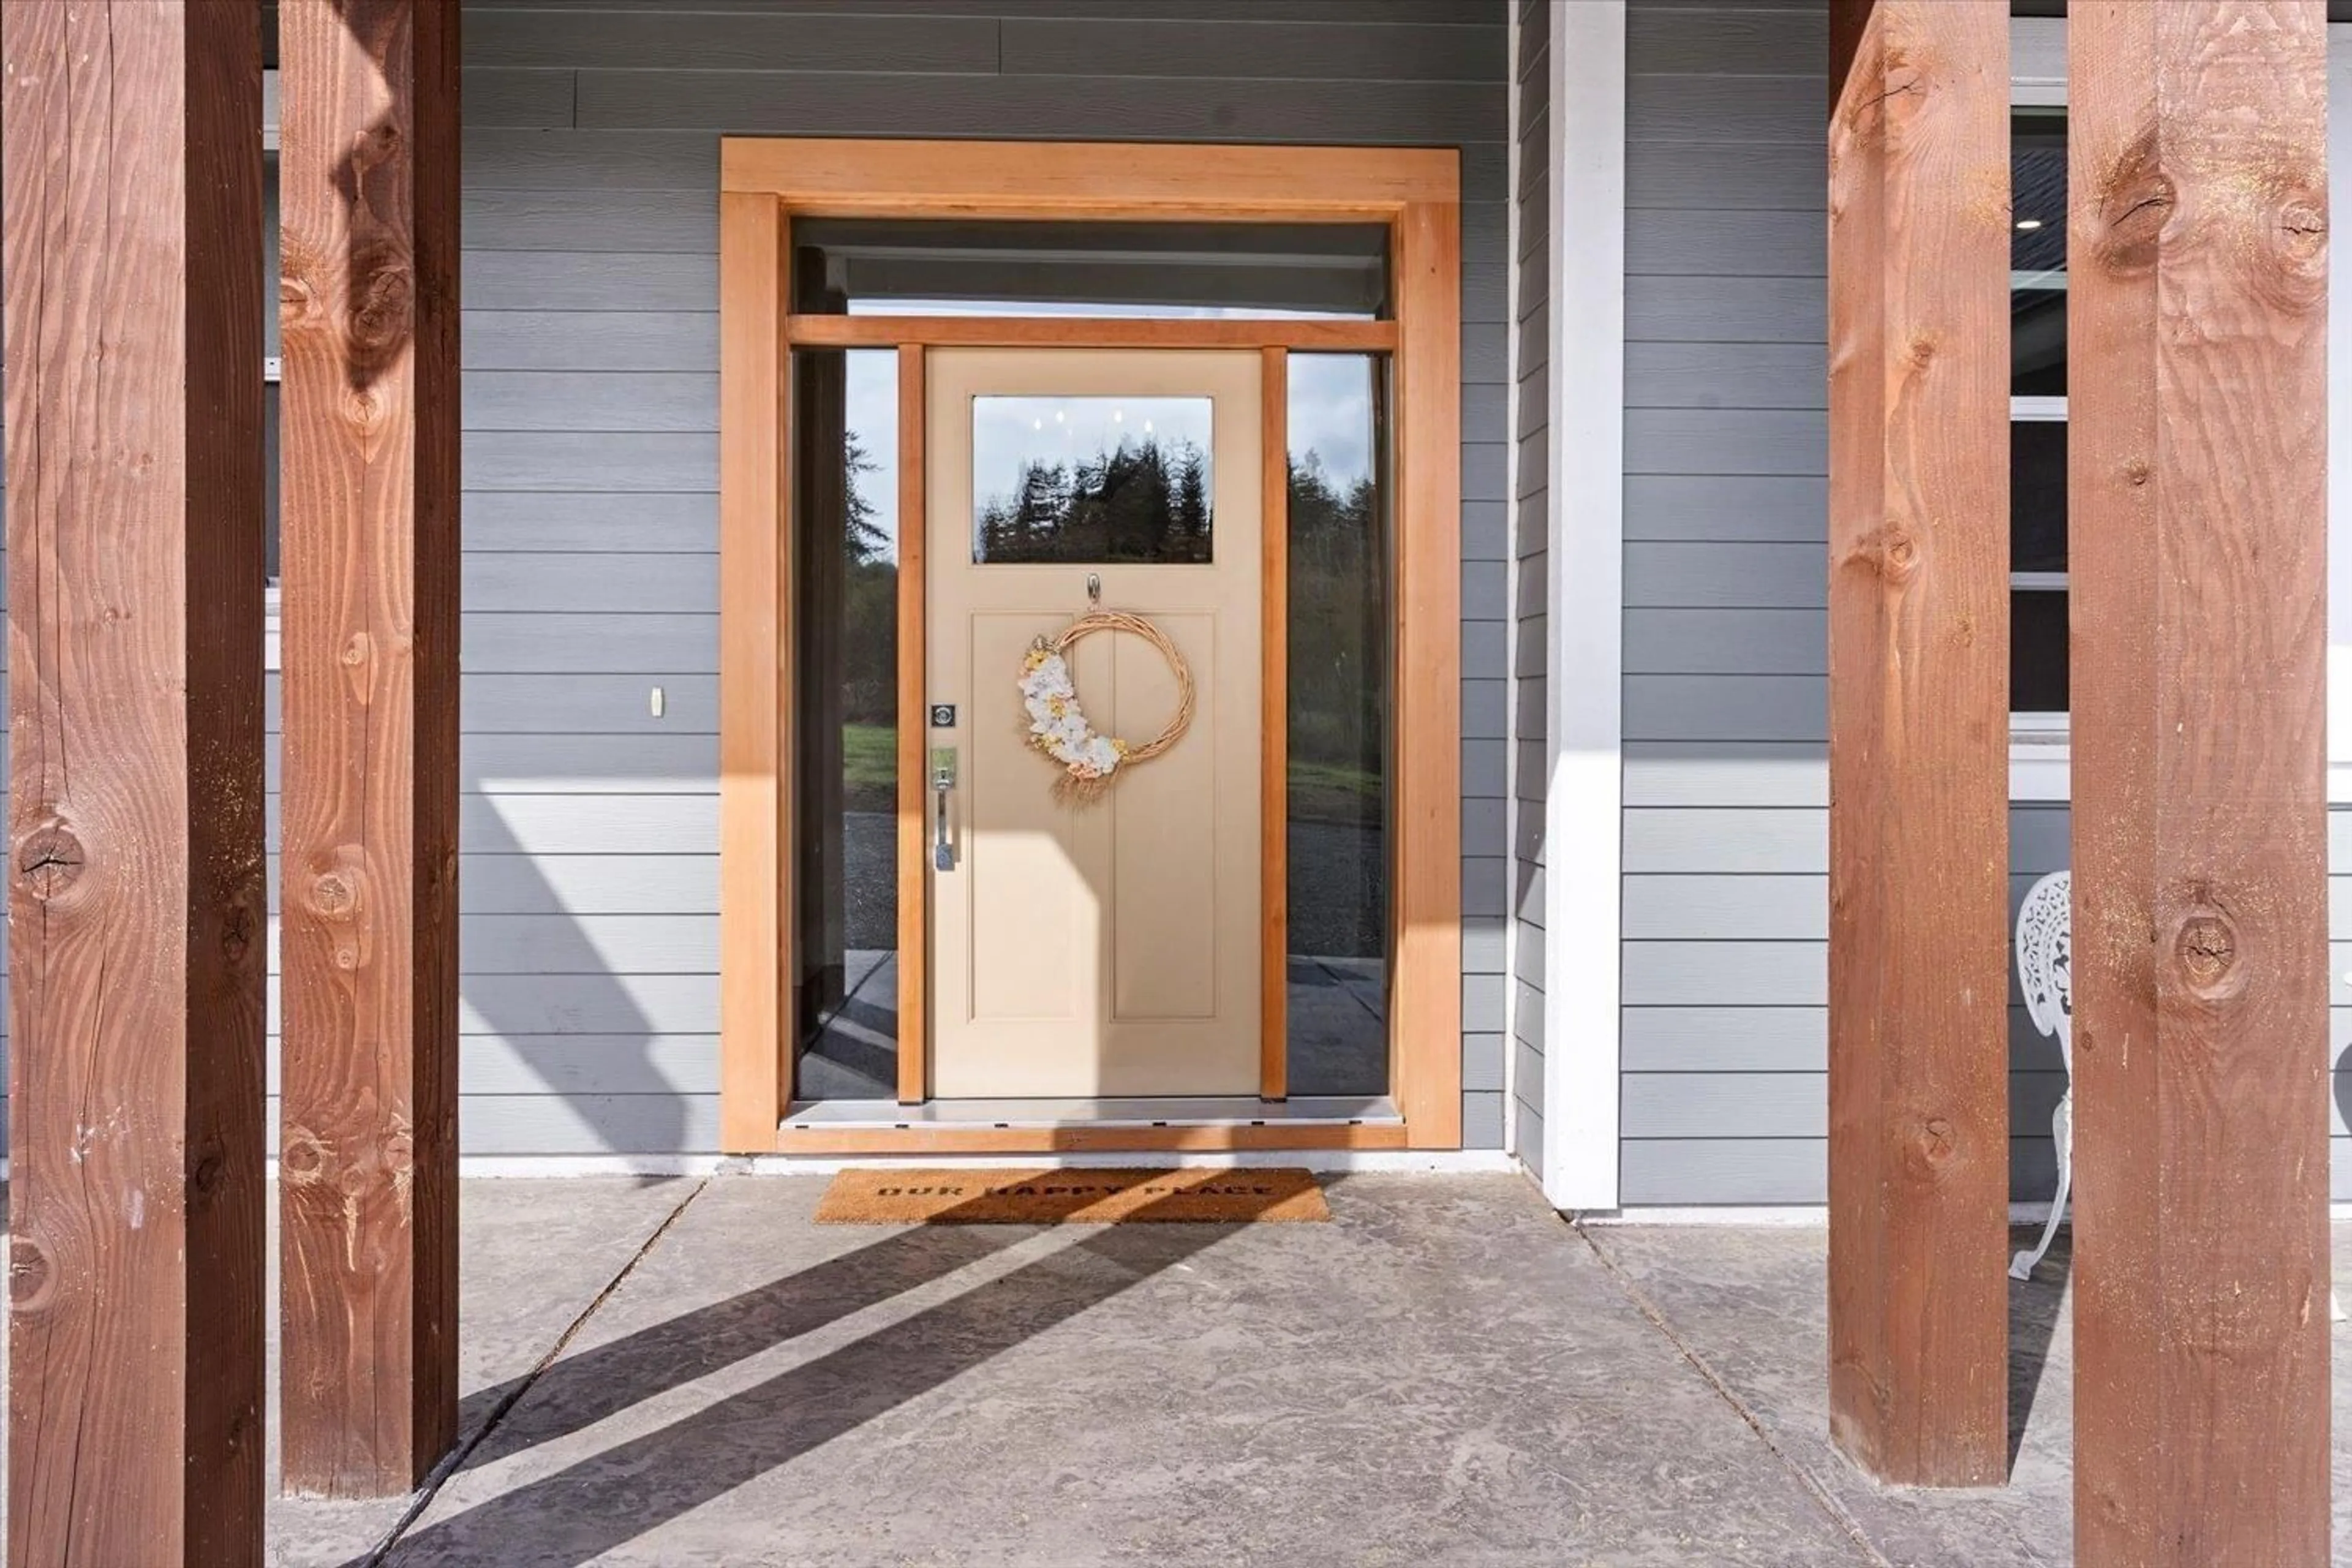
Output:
top-left (718, 138), bottom-right (1463, 1154)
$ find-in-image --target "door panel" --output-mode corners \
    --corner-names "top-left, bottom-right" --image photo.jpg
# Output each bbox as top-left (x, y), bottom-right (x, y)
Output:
top-left (926, 347), bottom-right (1262, 1098)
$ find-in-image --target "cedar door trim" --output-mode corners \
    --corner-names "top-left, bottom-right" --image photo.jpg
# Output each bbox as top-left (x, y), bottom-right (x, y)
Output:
top-left (718, 138), bottom-right (1463, 1154)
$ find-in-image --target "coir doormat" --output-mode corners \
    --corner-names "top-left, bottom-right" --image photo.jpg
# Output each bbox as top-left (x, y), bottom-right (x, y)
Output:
top-left (813, 1167), bottom-right (1330, 1224)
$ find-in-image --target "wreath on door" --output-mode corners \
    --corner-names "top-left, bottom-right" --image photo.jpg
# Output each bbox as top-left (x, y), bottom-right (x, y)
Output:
top-left (1017, 610), bottom-right (1194, 805)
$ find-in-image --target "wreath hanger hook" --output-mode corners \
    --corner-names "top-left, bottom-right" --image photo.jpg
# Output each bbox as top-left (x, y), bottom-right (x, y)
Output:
top-left (1085, 571), bottom-right (1102, 606)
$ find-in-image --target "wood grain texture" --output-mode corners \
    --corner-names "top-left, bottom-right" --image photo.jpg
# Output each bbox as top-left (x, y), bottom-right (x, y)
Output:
top-left (897, 344), bottom-right (928, 1104)
top-left (723, 137), bottom-right (1462, 213)
top-left (277, 0), bottom-right (462, 1498)
top-left (1390, 200), bottom-right (1464, 1148)
top-left (1824, 0), bottom-right (2009, 1485)
top-left (718, 192), bottom-right (787, 1148)
top-left (722, 139), bottom-right (1464, 1150)
top-left (2068, 6), bottom-right (2332, 1562)
top-left (3, 2), bottom-right (267, 1559)
top-left (1261, 347), bottom-right (1291, 1101)
top-left (786, 315), bottom-right (1397, 352)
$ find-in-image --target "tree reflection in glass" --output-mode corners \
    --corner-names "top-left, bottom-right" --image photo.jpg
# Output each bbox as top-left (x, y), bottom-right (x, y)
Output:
top-left (971, 396), bottom-right (1214, 564)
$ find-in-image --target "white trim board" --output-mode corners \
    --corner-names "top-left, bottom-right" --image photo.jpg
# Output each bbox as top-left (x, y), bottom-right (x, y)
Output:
top-left (1501, 0), bottom-right (1527, 1167)
top-left (1540, 0), bottom-right (1627, 1212)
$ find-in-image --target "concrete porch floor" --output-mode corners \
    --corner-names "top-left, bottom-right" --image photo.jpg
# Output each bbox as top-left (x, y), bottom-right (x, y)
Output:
top-left (203, 1176), bottom-right (2348, 1566)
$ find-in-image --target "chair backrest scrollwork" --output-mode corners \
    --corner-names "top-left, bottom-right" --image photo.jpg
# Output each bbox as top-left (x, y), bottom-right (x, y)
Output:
top-left (2015, 870), bottom-right (2071, 1070)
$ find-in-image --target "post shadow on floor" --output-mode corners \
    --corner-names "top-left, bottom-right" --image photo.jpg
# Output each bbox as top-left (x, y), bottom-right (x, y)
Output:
top-left (452, 1218), bottom-right (1028, 1466)
top-left (361, 1175), bottom-right (1319, 1568)
top-left (2005, 1221), bottom-right (2070, 1475)
top-left (456, 754), bottom-right (696, 1166)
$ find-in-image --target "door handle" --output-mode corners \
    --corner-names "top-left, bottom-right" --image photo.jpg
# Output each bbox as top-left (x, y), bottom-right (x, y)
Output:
top-left (930, 747), bottom-right (957, 871)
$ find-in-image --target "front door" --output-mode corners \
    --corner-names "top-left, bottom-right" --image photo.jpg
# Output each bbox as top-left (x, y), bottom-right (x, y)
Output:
top-left (924, 347), bottom-right (1262, 1098)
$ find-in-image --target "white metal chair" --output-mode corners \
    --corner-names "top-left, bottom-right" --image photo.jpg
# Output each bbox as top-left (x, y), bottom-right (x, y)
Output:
top-left (2010, 870), bottom-right (2345, 1321)
top-left (2010, 871), bottom-right (2072, 1283)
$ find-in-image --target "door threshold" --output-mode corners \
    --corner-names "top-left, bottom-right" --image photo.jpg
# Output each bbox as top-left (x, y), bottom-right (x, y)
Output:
top-left (783, 1095), bottom-right (1400, 1129)
top-left (774, 1096), bottom-right (1408, 1155)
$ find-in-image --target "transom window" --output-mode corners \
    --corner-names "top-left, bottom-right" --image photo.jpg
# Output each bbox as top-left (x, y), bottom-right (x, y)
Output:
top-left (791, 219), bottom-right (1390, 320)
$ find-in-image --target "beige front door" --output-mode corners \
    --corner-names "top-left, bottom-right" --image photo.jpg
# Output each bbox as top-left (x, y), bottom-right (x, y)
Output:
top-left (925, 347), bottom-right (1262, 1098)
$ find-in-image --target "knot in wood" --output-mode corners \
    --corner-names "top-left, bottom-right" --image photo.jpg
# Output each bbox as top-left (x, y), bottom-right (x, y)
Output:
top-left (1917, 1116), bottom-right (1956, 1166)
top-left (341, 631), bottom-right (372, 668)
top-left (309, 870), bottom-right (356, 919)
top-left (222, 903), bottom-right (255, 965)
top-left (2270, 188), bottom-right (2329, 300)
top-left (2123, 458), bottom-right (2152, 489)
top-left (1902, 331), bottom-right (1936, 371)
top-left (347, 246), bottom-right (415, 366)
top-left (190, 1147), bottom-right (227, 1197)
top-left (281, 1129), bottom-right (331, 1185)
top-left (9, 1237), bottom-right (53, 1311)
top-left (16, 824), bottom-right (84, 900)
top-left (2093, 134), bottom-right (2173, 277)
top-left (2175, 913), bottom-right (2241, 998)
top-left (1870, 524), bottom-right (1921, 585)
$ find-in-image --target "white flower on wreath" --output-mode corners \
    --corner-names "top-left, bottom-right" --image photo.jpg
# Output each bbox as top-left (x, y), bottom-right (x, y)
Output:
top-left (1020, 649), bottom-right (1128, 779)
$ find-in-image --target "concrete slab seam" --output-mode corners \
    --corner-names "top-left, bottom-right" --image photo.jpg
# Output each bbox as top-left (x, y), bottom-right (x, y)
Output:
top-left (357, 1173), bottom-right (718, 1566)
top-left (1571, 1219), bottom-right (1895, 1568)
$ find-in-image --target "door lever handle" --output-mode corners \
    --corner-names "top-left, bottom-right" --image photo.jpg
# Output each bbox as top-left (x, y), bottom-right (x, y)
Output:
top-left (930, 747), bottom-right (957, 871)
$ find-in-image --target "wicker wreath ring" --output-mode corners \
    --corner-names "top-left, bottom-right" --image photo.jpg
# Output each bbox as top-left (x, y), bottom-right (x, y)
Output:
top-left (1017, 609), bottom-right (1194, 804)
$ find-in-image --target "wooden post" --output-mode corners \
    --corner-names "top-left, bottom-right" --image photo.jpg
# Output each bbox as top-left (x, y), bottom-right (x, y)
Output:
top-left (1825, 0), bottom-right (2010, 1485)
top-left (277, 0), bottom-right (461, 1495)
top-left (2068, 6), bottom-right (2332, 1561)
top-left (2, 3), bottom-right (267, 1561)
top-left (718, 190), bottom-right (790, 1147)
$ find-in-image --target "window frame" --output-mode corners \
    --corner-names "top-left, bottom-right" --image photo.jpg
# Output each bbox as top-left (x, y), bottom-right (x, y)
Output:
top-left (2008, 47), bottom-right (2070, 799)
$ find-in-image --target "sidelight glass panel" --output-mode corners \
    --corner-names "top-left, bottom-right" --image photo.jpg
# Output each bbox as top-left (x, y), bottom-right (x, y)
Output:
top-left (1285, 353), bottom-right (1390, 1098)
top-left (971, 396), bottom-right (1213, 564)
top-left (793, 348), bottom-right (903, 1099)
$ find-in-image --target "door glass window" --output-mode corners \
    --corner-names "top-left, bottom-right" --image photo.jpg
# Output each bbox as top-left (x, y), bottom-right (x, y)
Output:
top-left (971, 395), bottom-right (1213, 564)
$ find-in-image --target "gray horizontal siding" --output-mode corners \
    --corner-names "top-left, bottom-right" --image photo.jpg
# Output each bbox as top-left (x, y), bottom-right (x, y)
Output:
top-left (1617, 3), bottom-right (2098, 1205)
top-left (1612, 1), bottom-right (1832, 1199)
top-left (1624, 1140), bottom-right (2352, 1210)
top-left (0, 0), bottom-right (1518, 1160)
top-left (575, 72), bottom-right (1503, 142)
top-left (437, 0), bottom-right (1506, 1155)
